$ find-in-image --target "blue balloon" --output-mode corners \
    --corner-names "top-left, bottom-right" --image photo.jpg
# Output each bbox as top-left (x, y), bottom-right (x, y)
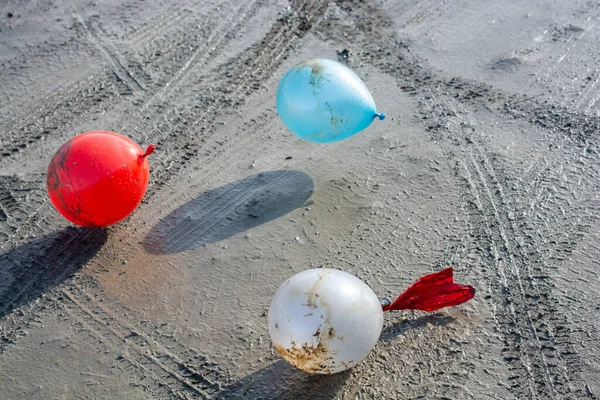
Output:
top-left (276, 58), bottom-right (385, 143)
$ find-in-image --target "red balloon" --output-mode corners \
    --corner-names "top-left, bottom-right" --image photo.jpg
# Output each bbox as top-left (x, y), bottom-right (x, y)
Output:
top-left (47, 131), bottom-right (155, 227)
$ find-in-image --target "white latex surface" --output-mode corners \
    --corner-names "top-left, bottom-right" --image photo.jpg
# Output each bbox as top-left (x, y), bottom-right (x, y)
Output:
top-left (268, 268), bottom-right (383, 374)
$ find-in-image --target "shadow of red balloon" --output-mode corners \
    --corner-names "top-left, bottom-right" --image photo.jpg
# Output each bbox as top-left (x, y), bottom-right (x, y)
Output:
top-left (143, 170), bottom-right (314, 254)
top-left (0, 227), bottom-right (108, 319)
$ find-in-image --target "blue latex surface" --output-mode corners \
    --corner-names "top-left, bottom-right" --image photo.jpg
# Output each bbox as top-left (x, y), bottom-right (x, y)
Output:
top-left (276, 58), bottom-right (384, 143)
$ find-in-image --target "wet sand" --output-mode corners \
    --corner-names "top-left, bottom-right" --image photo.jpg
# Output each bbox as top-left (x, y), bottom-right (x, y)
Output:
top-left (1, 0), bottom-right (599, 398)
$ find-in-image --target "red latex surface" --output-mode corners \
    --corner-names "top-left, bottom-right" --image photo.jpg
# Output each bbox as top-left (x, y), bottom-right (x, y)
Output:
top-left (383, 268), bottom-right (475, 312)
top-left (47, 131), bottom-right (153, 227)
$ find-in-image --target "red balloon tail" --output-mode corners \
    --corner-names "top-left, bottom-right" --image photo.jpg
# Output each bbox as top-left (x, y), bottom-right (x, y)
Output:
top-left (382, 267), bottom-right (475, 312)
top-left (143, 144), bottom-right (156, 157)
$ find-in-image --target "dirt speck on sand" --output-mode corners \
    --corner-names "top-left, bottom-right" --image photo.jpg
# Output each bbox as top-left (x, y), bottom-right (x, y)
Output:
top-left (1, 0), bottom-right (600, 399)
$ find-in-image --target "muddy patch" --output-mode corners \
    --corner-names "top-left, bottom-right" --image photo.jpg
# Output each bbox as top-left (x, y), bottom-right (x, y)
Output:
top-left (274, 340), bottom-right (338, 374)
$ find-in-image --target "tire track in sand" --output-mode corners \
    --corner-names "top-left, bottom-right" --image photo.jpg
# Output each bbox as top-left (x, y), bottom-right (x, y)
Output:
top-left (0, 0), bottom-right (262, 243)
top-left (61, 280), bottom-right (230, 399)
top-left (0, 2), bottom-right (327, 398)
top-left (321, 1), bottom-right (594, 398)
top-left (69, 0), bottom-right (146, 93)
top-left (0, 0), bottom-right (255, 163)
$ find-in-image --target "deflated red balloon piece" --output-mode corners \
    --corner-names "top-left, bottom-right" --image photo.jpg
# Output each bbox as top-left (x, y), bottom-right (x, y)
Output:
top-left (47, 131), bottom-right (155, 228)
top-left (268, 267), bottom-right (475, 374)
top-left (383, 267), bottom-right (475, 312)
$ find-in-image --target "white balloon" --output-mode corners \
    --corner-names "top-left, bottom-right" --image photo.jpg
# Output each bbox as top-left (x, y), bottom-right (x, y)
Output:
top-left (268, 268), bottom-right (383, 374)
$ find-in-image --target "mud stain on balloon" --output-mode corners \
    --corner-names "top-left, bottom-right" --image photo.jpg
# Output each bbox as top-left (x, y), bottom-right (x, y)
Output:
top-left (305, 271), bottom-right (334, 334)
top-left (325, 102), bottom-right (340, 130)
top-left (274, 339), bottom-right (337, 374)
top-left (47, 139), bottom-right (97, 226)
top-left (47, 140), bottom-right (79, 218)
top-left (275, 323), bottom-right (346, 374)
top-left (305, 269), bottom-right (328, 308)
top-left (327, 326), bottom-right (342, 341)
top-left (291, 59), bottom-right (327, 92)
top-left (307, 59), bottom-right (325, 87)
top-left (305, 131), bottom-right (327, 141)
top-left (47, 140), bottom-right (71, 193)
top-left (277, 269), bottom-right (347, 373)
top-left (308, 59), bottom-right (324, 75)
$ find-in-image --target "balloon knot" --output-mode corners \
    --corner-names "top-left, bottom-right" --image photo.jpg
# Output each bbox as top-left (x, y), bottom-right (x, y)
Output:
top-left (376, 113), bottom-right (386, 121)
top-left (143, 144), bottom-right (156, 157)
top-left (380, 297), bottom-right (392, 308)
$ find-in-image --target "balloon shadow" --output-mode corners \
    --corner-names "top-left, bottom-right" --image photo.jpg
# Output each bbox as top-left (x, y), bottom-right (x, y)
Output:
top-left (143, 170), bottom-right (314, 254)
top-left (216, 360), bottom-right (349, 399)
top-left (217, 316), bottom-right (456, 398)
top-left (0, 227), bottom-right (108, 319)
top-left (379, 314), bottom-right (457, 342)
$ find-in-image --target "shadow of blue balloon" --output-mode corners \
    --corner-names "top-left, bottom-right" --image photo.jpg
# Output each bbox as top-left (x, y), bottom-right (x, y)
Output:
top-left (143, 170), bottom-right (313, 254)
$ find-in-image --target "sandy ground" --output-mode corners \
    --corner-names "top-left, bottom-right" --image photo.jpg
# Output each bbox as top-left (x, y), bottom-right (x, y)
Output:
top-left (1, 0), bottom-right (600, 398)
